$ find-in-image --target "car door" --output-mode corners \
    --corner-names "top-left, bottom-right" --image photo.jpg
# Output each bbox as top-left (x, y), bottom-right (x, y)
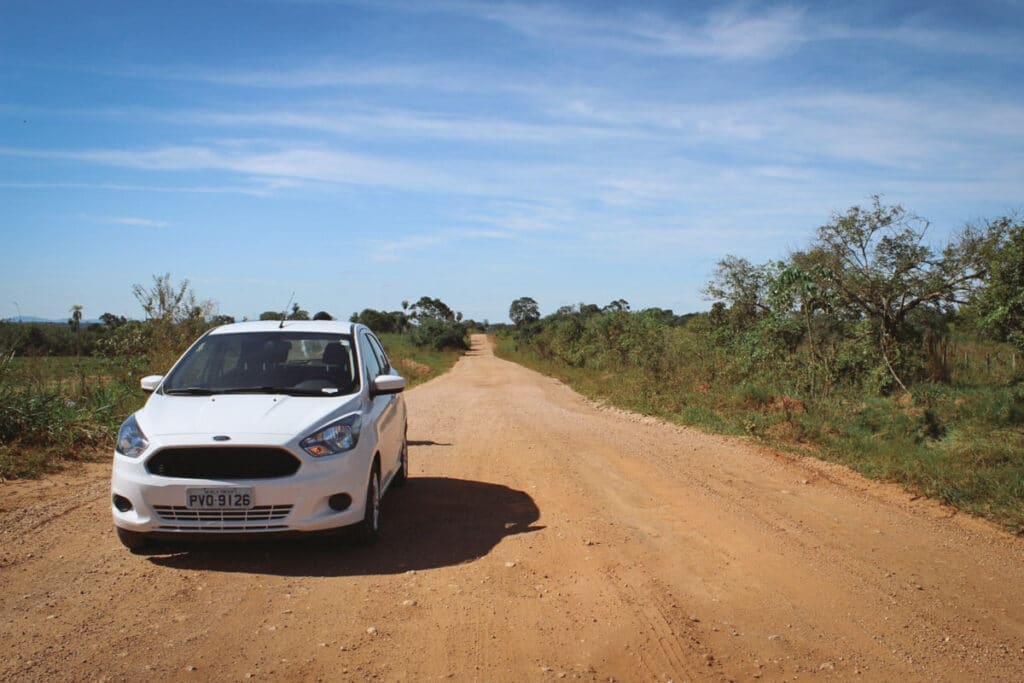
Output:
top-left (367, 332), bottom-right (405, 464)
top-left (359, 331), bottom-right (402, 483)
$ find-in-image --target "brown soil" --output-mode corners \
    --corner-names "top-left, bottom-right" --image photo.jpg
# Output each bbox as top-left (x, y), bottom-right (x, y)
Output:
top-left (2, 334), bottom-right (1022, 682)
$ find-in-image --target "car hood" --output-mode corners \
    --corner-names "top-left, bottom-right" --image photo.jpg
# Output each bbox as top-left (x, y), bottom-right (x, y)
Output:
top-left (138, 392), bottom-right (361, 438)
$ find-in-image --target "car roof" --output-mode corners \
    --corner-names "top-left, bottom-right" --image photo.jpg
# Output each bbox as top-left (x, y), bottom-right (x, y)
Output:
top-left (206, 320), bottom-right (358, 336)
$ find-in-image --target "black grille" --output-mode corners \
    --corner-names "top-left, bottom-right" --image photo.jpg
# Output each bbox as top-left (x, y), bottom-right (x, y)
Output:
top-left (146, 447), bottom-right (301, 480)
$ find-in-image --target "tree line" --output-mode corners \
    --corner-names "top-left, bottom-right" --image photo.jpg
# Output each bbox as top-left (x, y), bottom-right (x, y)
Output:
top-left (1, 275), bottom-right (476, 363)
top-left (507, 197), bottom-right (1023, 397)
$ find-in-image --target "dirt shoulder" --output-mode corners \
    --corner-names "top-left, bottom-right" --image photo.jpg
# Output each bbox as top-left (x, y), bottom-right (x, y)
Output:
top-left (2, 334), bottom-right (1022, 681)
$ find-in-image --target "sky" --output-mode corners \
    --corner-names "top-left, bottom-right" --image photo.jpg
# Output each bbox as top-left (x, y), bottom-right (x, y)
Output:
top-left (1, 0), bottom-right (1022, 324)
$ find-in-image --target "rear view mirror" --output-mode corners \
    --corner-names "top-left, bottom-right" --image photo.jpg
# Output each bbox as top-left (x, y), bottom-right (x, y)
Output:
top-left (371, 374), bottom-right (405, 396)
top-left (140, 375), bottom-right (163, 393)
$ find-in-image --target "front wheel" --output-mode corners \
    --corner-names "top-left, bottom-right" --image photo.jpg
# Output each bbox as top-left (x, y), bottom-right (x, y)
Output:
top-left (351, 466), bottom-right (381, 546)
top-left (116, 527), bottom-right (148, 553)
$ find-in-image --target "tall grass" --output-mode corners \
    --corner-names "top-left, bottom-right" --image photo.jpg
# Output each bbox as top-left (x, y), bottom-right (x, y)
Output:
top-left (0, 354), bottom-right (144, 478)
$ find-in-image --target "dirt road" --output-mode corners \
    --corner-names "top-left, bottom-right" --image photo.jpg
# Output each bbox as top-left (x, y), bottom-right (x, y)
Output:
top-left (2, 334), bottom-right (1023, 681)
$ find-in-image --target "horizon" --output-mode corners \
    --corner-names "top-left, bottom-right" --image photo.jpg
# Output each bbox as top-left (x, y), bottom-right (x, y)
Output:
top-left (2, 1), bottom-right (1022, 324)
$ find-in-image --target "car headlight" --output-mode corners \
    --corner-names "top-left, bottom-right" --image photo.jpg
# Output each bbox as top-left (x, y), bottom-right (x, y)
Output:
top-left (301, 414), bottom-right (361, 457)
top-left (116, 414), bottom-right (149, 458)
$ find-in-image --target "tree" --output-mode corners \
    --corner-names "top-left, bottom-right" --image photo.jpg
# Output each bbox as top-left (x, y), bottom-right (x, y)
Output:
top-left (508, 297), bottom-right (540, 326)
top-left (410, 296), bottom-right (456, 322)
top-left (68, 304), bottom-right (83, 356)
top-left (703, 256), bottom-right (775, 329)
top-left (132, 274), bottom-right (212, 323)
top-left (350, 308), bottom-right (407, 333)
top-left (405, 296), bottom-right (466, 349)
top-left (68, 304), bottom-right (83, 333)
top-left (287, 303), bottom-right (309, 320)
top-left (259, 311), bottom-right (285, 321)
top-left (603, 299), bottom-right (630, 313)
top-left (802, 196), bottom-right (998, 390)
top-left (100, 312), bottom-right (127, 328)
top-left (971, 217), bottom-right (1024, 349)
top-left (313, 310), bottom-right (334, 320)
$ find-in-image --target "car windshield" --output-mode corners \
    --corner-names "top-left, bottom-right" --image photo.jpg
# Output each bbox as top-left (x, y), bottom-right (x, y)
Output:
top-left (162, 332), bottom-right (358, 396)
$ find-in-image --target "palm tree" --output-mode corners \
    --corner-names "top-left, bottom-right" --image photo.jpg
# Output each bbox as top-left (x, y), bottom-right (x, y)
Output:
top-left (69, 304), bottom-right (83, 333)
top-left (69, 304), bottom-right (83, 356)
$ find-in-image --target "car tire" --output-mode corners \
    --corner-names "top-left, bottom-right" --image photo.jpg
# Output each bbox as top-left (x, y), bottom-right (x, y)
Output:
top-left (352, 465), bottom-right (381, 546)
top-left (116, 527), bottom-right (148, 553)
top-left (392, 431), bottom-right (409, 488)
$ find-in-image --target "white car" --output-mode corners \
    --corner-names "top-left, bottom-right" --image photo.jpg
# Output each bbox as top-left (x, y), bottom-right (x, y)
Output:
top-left (110, 320), bottom-right (408, 552)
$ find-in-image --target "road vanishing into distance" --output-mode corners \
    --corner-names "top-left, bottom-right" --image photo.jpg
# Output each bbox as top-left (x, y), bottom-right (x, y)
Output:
top-left (2, 335), bottom-right (1023, 681)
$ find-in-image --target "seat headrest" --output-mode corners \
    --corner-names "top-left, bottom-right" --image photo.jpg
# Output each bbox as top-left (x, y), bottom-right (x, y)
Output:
top-left (260, 339), bottom-right (291, 364)
top-left (322, 342), bottom-right (347, 367)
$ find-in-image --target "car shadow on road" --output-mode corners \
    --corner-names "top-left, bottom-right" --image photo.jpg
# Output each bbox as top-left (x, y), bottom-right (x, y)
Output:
top-left (145, 476), bottom-right (542, 577)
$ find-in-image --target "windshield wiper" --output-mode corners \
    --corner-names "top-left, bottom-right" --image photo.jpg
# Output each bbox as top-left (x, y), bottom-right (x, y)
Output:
top-left (163, 387), bottom-right (217, 396)
top-left (218, 386), bottom-right (329, 396)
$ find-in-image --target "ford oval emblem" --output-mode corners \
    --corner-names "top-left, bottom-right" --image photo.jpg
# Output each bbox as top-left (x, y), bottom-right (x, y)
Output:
top-left (213, 435), bottom-right (231, 442)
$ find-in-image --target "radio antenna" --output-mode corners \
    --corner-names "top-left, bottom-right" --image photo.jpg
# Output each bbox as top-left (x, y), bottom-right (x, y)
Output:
top-left (279, 292), bottom-right (295, 329)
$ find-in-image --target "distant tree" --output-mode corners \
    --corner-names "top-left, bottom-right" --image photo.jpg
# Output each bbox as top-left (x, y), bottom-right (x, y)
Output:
top-left (509, 297), bottom-right (541, 327)
top-left (405, 296), bottom-right (467, 349)
top-left (603, 299), bottom-right (630, 313)
top-left (132, 274), bottom-right (213, 323)
top-left (410, 296), bottom-right (456, 322)
top-left (259, 311), bottom-right (285, 321)
top-left (99, 312), bottom-right (127, 328)
top-left (68, 304), bottom-right (83, 356)
top-left (554, 303), bottom-right (601, 318)
top-left (68, 304), bottom-right (83, 333)
top-left (313, 310), bottom-right (334, 321)
top-left (287, 303), bottom-right (309, 320)
top-left (209, 314), bottom-right (236, 326)
top-left (351, 308), bottom-right (406, 333)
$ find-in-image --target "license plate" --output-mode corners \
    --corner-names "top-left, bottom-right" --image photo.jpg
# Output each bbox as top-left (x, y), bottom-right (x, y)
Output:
top-left (185, 487), bottom-right (254, 509)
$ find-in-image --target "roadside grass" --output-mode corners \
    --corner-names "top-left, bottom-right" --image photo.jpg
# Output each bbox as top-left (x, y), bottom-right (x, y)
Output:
top-left (494, 335), bottom-right (1024, 533)
top-left (378, 333), bottom-right (462, 388)
top-left (0, 355), bottom-right (144, 478)
top-left (0, 335), bottom-right (461, 480)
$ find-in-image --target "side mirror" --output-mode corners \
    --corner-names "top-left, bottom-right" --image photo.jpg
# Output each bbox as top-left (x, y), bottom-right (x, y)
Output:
top-left (371, 374), bottom-right (405, 396)
top-left (140, 375), bottom-right (164, 393)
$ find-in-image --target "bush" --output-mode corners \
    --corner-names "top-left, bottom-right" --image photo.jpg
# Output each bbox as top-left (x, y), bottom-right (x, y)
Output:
top-left (409, 319), bottom-right (468, 351)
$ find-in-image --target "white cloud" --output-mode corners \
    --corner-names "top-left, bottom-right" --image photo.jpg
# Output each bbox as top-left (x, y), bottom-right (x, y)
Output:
top-left (0, 180), bottom-right (273, 196)
top-left (86, 215), bottom-right (170, 228)
top-left (167, 107), bottom-right (631, 144)
top-left (432, 2), bottom-right (810, 61)
top-left (0, 144), bottom-right (485, 194)
top-left (365, 227), bottom-right (517, 262)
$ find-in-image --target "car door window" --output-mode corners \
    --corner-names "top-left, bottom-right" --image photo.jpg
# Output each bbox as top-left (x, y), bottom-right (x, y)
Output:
top-left (360, 333), bottom-right (382, 385)
top-left (367, 334), bottom-right (390, 374)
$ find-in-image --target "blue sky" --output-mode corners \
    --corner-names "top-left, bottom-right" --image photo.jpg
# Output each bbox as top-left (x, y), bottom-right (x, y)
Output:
top-left (1, 1), bottom-right (1022, 323)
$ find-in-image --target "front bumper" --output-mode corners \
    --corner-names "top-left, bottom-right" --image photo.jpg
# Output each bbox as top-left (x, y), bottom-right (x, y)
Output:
top-left (111, 442), bottom-right (371, 535)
